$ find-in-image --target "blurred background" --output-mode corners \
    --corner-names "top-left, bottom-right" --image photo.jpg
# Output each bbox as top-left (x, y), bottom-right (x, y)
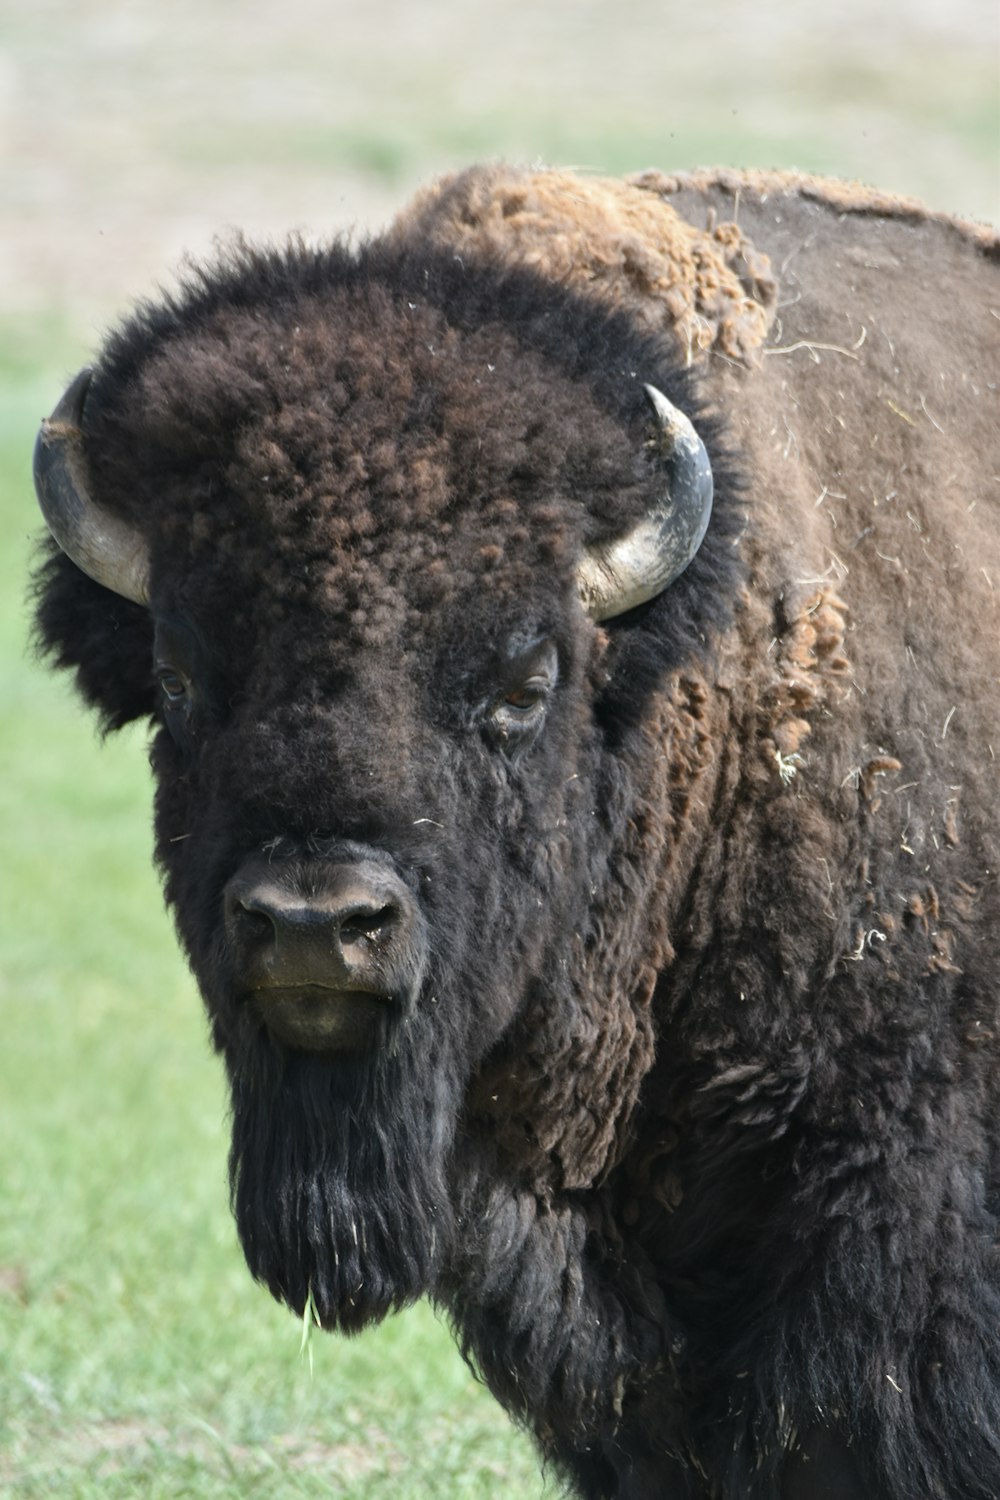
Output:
top-left (6, 0), bottom-right (999, 342)
top-left (2, 2), bottom-right (997, 1495)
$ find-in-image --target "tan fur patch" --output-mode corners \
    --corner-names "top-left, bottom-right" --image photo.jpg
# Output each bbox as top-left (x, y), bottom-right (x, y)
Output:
top-left (390, 164), bottom-right (778, 365)
top-left (761, 585), bottom-right (852, 774)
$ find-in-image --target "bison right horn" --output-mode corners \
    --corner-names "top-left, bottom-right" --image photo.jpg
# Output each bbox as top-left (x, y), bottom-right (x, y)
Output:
top-left (33, 367), bottom-right (151, 607)
top-left (576, 385), bottom-right (713, 622)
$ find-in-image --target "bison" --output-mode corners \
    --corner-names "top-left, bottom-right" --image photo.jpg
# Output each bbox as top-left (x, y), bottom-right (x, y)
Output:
top-left (32, 164), bottom-right (999, 1498)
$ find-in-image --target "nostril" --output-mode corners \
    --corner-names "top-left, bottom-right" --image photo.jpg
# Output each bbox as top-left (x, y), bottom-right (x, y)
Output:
top-left (238, 902), bottom-right (278, 943)
top-left (339, 903), bottom-right (398, 946)
top-left (224, 882), bottom-right (282, 949)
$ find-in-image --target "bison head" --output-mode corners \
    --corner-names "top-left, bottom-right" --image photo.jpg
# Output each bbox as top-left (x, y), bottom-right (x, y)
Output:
top-left (33, 238), bottom-right (737, 1339)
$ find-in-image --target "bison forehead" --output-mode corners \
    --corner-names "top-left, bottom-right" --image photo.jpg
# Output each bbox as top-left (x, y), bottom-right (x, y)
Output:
top-left (69, 233), bottom-right (737, 729)
top-left (108, 308), bottom-right (655, 663)
top-left (104, 285), bottom-right (649, 526)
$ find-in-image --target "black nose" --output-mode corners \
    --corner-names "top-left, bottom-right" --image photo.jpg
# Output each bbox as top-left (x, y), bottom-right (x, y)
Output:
top-left (224, 858), bottom-right (418, 994)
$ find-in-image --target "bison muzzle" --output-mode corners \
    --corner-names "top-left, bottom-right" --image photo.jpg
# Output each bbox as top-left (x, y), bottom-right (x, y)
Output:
top-left (224, 851), bottom-right (425, 1051)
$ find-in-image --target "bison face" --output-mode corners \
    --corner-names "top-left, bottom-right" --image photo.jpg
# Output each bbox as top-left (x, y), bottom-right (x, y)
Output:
top-left (33, 241), bottom-right (733, 1334)
top-left (151, 592), bottom-right (593, 1075)
top-left (146, 537), bottom-right (613, 1330)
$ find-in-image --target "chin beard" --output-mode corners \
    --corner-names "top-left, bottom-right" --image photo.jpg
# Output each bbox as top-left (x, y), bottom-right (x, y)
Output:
top-left (227, 1014), bottom-right (460, 1333)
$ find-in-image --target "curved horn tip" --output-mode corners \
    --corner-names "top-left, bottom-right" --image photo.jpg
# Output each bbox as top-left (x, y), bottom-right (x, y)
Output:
top-left (46, 366), bottom-right (95, 430)
top-left (33, 366), bottom-right (151, 608)
top-left (643, 382), bottom-right (678, 422)
top-left (576, 384), bottom-right (714, 622)
top-left (643, 383), bottom-right (697, 450)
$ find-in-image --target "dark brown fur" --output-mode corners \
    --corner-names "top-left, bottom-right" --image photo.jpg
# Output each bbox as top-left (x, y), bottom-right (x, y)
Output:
top-left (33, 167), bottom-right (1000, 1499)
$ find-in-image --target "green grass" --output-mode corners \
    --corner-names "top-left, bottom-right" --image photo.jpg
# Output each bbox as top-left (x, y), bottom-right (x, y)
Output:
top-left (0, 359), bottom-right (553, 1496)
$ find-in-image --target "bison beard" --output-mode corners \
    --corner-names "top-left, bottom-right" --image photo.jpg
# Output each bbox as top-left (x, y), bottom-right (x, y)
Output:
top-left (228, 1008), bottom-right (458, 1333)
top-left (228, 996), bottom-right (666, 1455)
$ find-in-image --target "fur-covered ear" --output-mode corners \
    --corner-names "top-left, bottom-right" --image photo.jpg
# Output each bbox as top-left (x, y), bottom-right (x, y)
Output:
top-left (32, 541), bottom-right (156, 732)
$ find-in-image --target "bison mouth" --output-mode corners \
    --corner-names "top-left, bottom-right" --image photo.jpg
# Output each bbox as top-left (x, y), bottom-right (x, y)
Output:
top-left (247, 982), bottom-right (397, 1052)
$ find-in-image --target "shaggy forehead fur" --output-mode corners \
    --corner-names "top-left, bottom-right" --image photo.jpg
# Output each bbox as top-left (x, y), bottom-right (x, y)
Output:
top-left (80, 238), bottom-right (721, 677)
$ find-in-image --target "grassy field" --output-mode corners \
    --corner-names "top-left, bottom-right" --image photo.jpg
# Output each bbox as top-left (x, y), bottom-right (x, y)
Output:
top-left (1, 2), bottom-right (996, 1495)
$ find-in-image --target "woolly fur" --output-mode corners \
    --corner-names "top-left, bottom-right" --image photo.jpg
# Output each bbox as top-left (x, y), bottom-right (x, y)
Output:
top-left (33, 167), bottom-right (1000, 1499)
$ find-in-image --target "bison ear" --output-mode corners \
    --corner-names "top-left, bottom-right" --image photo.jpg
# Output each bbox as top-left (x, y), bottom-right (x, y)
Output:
top-left (33, 368), bottom-right (151, 607)
top-left (32, 543), bottom-right (157, 733)
top-left (576, 386), bottom-right (713, 622)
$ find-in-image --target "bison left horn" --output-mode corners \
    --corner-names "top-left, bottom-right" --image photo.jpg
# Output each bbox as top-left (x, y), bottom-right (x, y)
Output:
top-left (33, 368), bottom-right (151, 607)
top-left (576, 385), bottom-right (713, 622)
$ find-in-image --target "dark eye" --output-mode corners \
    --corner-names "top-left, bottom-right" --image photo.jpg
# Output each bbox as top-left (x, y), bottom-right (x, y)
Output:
top-left (156, 665), bottom-right (196, 752)
top-left (502, 678), bottom-right (548, 713)
top-left (487, 641), bottom-right (558, 752)
top-left (157, 669), bottom-right (189, 705)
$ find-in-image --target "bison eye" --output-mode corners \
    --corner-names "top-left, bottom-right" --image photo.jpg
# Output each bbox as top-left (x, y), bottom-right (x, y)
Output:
top-left (487, 640), bottom-right (558, 752)
top-left (155, 662), bottom-right (196, 751)
top-left (157, 668), bottom-right (189, 705)
top-left (153, 619), bottom-right (203, 751)
top-left (502, 678), bottom-right (549, 713)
